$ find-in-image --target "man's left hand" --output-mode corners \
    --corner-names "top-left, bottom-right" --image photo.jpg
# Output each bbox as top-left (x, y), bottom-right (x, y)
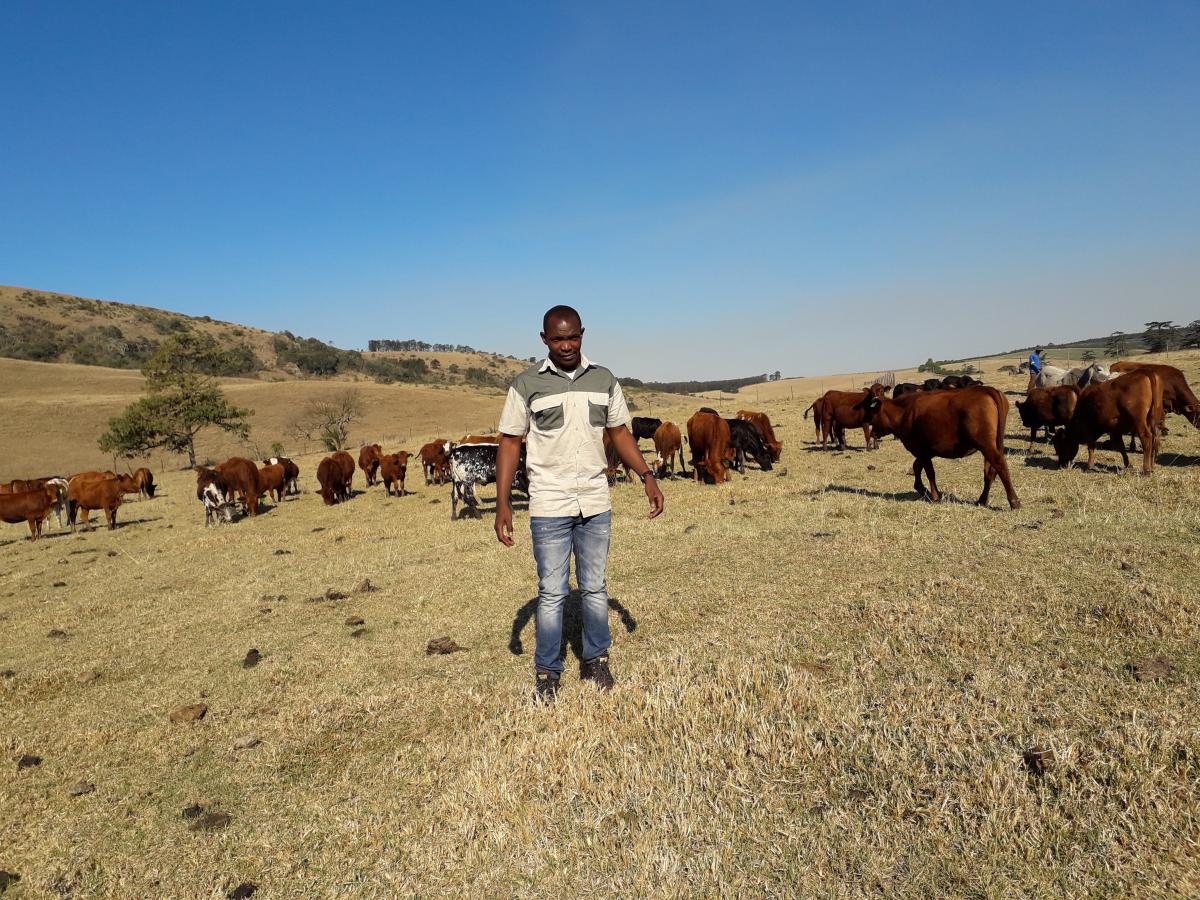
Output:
top-left (644, 477), bottom-right (664, 519)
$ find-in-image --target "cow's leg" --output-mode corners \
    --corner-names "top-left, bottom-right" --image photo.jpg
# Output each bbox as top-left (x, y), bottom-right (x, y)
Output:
top-left (1027, 426), bottom-right (1038, 454)
top-left (450, 482), bottom-right (458, 520)
top-left (1135, 427), bottom-right (1154, 474)
top-left (863, 425), bottom-right (873, 450)
top-left (1112, 432), bottom-right (1132, 469)
top-left (27, 516), bottom-right (38, 540)
top-left (107, 506), bottom-right (117, 530)
top-left (1085, 443), bottom-right (1096, 470)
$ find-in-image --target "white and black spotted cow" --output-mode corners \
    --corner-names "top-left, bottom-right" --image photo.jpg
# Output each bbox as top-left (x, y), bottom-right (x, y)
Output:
top-left (196, 469), bottom-right (235, 526)
top-left (449, 443), bottom-right (528, 521)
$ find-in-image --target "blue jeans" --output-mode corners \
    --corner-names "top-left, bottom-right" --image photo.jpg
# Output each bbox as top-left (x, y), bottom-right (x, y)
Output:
top-left (531, 511), bottom-right (613, 674)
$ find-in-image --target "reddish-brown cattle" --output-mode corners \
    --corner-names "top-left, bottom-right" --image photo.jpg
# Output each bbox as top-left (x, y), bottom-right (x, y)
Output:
top-left (67, 472), bottom-right (139, 530)
top-left (317, 456), bottom-right (349, 505)
top-left (458, 433), bottom-right (500, 444)
top-left (814, 388), bottom-right (879, 450)
top-left (652, 422), bottom-right (687, 478)
top-left (0, 483), bottom-right (60, 540)
top-left (686, 411), bottom-right (731, 484)
top-left (1053, 369), bottom-right (1164, 474)
top-left (602, 429), bottom-right (631, 484)
top-left (358, 443), bottom-right (383, 486)
top-left (857, 384), bottom-right (1020, 509)
top-left (133, 467), bottom-right (156, 499)
top-left (1110, 361), bottom-right (1200, 445)
top-left (214, 457), bottom-right (263, 517)
top-left (736, 410), bottom-right (782, 461)
top-left (418, 440), bottom-right (451, 485)
top-left (258, 463), bottom-right (287, 503)
top-left (1016, 386), bottom-right (1079, 451)
top-left (380, 452), bottom-right (410, 497)
top-left (262, 456), bottom-right (301, 495)
top-left (331, 450), bottom-right (355, 493)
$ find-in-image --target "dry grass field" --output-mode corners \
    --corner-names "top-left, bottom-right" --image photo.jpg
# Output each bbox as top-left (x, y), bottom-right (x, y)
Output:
top-left (3, 352), bottom-right (1200, 897)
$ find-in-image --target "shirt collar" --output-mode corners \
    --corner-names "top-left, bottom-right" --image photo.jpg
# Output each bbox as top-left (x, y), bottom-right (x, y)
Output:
top-left (539, 353), bottom-right (593, 376)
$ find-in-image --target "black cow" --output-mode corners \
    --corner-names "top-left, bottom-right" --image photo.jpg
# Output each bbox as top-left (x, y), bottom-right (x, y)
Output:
top-left (631, 416), bottom-right (663, 442)
top-left (941, 375), bottom-right (981, 389)
top-left (921, 378), bottom-right (944, 391)
top-left (724, 418), bottom-right (774, 472)
top-left (892, 383), bottom-right (922, 398)
top-left (449, 443), bottom-right (528, 520)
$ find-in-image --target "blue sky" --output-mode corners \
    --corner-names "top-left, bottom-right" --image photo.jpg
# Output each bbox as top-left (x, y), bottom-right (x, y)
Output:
top-left (2, 2), bottom-right (1197, 380)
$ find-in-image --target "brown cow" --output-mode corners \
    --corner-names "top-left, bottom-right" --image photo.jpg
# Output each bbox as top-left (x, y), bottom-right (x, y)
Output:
top-left (133, 467), bottom-right (156, 499)
top-left (317, 456), bottom-right (349, 505)
top-left (1052, 369), bottom-right (1164, 474)
top-left (602, 429), bottom-right (632, 484)
top-left (358, 443), bottom-right (383, 486)
top-left (1016, 386), bottom-right (1080, 452)
top-left (2, 476), bottom-right (69, 528)
top-left (262, 456), bottom-right (301, 495)
top-left (736, 410), bottom-right (782, 461)
top-left (687, 410), bottom-right (731, 484)
top-left (652, 422), bottom-right (687, 478)
top-left (380, 452), bottom-right (410, 497)
top-left (214, 457), bottom-right (262, 517)
top-left (814, 388), bottom-right (881, 450)
top-left (458, 433), bottom-right (500, 444)
top-left (0, 483), bottom-right (61, 540)
top-left (1111, 361), bottom-right (1200, 449)
top-left (857, 384), bottom-right (1021, 509)
top-left (418, 440), bottom-right (451, 485)
top-left (331, 450), bottom-right (355, 494)
top-left (258, 463), bottom-right (287, 504)
top-left (67, 472), bottom-right (139, 530)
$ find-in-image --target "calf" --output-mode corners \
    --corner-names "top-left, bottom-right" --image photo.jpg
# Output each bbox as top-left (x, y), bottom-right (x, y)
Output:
top-left (1052, 370), bottom-right (1164, 474)
top-left (358, 443), bottom-right (383, 486)
top-left (856, 384), bottom-right (1020, 509)
top-left (263, 456), bottom-right (301, 495)
top-left (686, 410), bottom-right (731, 484)
top-left (736, 410), bottom-right (782, 461)
top-left (196, 468), bottom-right (235, 526)
top-left (258, 463), bottom-right (287, 504)
top-left (449, 442), bottom-right (527, 520)
top-left (0, 483), bottom-right (60, 540)
top-left (1016, 386), bottom-right (1079, 451)
top-left (380, 452), bottom-right (410, 497)
top-left (317, 456), bottom-right (350, 505)
top-left (652, 421), bottom-right (687, 478)
top-left (725, 418), bottom-right (774, 472)
top-left (418, 440), bottom-right (451, 485)
top-left (631, 417), bottom-right (663, 442)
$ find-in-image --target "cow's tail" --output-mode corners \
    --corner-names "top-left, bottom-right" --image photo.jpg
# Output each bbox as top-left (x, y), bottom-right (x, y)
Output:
top-left (1148, 371), bottom-right (1165, 453)
top-left (992, 387), bottom-right (1008, 457)
top-left (803, 402), bottom-right (814, 420)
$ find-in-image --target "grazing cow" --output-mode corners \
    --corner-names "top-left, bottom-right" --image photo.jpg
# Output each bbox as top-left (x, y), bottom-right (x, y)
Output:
top-left (687, 410), bottom-right (731, 484)
top-left (1052, 370), bottom-right (1164, 474)
top-left (631, 416), bottom-right (663, 442)
top-left (132, 468), bottom-right (156, 499)
top-left (67, 472), bottom-right (139, 530)
top-left (258, 463), bottom-right (287, 504)
top-left (358, 443), bottom-right (383, 486)
top-left (602, 429), bottom-right (630, 484)
top-left (921, 378), bottom-right (944, 392)
top-left (652, 421), bottom-right (688, 478)
top-left (856, 384), bottom-right (1021, 509)
top-left (1110, 361), bottom-right (1200, 431)
top-left (418, 440), bottom-right (452, 485)
top-left (214, 457), bottom-right (263, 517)
top-left (1016, 386), bottom-right (1080, 451)
top-left (725, 418), bottom-right (774, 472)
top-left (891, 383), bottom-right (922, 398)
top-left (736, 410), bottom-right (782, 461)
top-left (449, 442), bottom-right (528, 520)
top-left (0, 483), bottom-right (61, 540)
top-left (331, 450), bottom-right (355, 493)
top-left (814, 388), bottom-right (879, 450)
top-left (317, 456), bottom-right (350, 505)
top-left (196, 468), bottom-right (235, 526)
top-left (263, 456), bottom-right (301, 495)
top-left (380, 452), bottom-right (410, 497)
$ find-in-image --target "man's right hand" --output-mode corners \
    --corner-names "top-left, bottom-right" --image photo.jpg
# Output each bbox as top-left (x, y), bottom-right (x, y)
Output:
top-left (494, 504), bottom-right (514, 547)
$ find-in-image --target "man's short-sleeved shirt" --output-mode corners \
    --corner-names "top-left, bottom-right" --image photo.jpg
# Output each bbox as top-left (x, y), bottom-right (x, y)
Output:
top-left (1029, 351), bottom-right (1042, 373)
top-left (498, 353), bottom-right (631, 517)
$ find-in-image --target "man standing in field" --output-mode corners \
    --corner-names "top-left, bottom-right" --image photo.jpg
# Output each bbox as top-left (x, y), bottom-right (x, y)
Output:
top-left (1027, 346), bottom-right (1043, 392)
top-left (495, 305), bottom-right (664, 703)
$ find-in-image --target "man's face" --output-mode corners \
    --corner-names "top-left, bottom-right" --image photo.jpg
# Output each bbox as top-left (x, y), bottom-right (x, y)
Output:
top-left (541, 316), bottom-right (584, 371)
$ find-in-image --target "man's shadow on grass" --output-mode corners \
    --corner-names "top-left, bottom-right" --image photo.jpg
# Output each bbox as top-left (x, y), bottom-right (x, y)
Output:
top-left (509, 591), bottom-right (638, 672)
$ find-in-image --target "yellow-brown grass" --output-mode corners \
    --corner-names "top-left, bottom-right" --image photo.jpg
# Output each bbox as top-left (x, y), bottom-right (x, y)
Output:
top-left (1, 354), bottom-right (1199, 896)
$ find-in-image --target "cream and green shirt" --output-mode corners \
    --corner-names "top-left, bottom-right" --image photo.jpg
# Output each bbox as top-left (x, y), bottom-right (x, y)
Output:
top-left (498, 354), bottom-right (631, 517)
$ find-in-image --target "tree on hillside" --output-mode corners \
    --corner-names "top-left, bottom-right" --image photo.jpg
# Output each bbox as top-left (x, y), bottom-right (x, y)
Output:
top-left (1183, 320), bottom-right (1200, 349)
top-left (1081, 349), bottom-right (1096, 363)
top-left (1144, 321), bottom-right (1175, 353)
top-left (289, 389), bottom-right (363, 451)
top-left (1106, 331), bottom-right (1129, 358)
top-left (98, 335), bottom-right (252, 467)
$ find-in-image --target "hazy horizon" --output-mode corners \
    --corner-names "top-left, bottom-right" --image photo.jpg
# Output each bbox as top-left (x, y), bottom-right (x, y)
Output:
top-left (3, 3), bottom-right (1197, 380)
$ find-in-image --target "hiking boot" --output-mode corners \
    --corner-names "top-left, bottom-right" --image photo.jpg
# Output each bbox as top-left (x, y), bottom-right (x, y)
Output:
top-left (581, 655), bottom-right (615, 691)
top-left (534, 670), bottom-right (560, 704)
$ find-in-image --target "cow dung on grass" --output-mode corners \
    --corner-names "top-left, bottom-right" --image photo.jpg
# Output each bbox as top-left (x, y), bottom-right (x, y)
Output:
top-left (170, 703), bottom-right (208, 724)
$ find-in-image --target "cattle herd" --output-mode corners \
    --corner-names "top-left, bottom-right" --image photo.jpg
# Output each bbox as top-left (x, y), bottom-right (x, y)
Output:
top-left (2, 359), bottom-right (1198, 541)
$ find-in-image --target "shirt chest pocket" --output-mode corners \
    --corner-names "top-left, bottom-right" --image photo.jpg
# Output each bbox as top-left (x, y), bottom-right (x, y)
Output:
top-left (530, 395), bottom-right (565, 431)
top-left (584, 391), bottom-right (610, 428)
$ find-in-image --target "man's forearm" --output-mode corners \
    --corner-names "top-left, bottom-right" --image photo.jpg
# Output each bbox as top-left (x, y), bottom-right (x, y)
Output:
top-left (495, 436), bottom-right (523, 506)
top-left (609, 427), bottom-right (652, 476)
